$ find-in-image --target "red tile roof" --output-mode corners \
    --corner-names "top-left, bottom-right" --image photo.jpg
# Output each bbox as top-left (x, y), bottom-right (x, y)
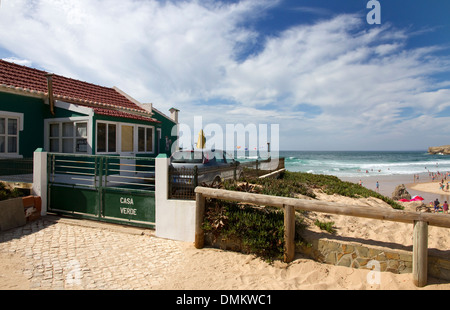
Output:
top-left (0, 59), bottom-right (160, 123)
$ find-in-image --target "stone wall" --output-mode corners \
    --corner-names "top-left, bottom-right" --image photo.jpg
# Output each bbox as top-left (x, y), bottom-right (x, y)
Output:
top-left (297, 237), bottom-right (450, 281)
top-left (205, 233), bottom-right (450, 282)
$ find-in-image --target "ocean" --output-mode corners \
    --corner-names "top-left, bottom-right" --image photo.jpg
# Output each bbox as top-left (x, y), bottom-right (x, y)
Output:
top-left (279, 150), bottom-right (450, 179)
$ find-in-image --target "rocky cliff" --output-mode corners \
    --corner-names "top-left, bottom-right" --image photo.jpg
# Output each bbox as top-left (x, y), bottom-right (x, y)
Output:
top-left (428, 145), bottom-right (450, 155)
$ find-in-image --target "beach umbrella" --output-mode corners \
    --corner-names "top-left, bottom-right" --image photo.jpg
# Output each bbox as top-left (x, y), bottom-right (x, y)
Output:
top-left (398, 199), bottom-right (410, 202)
top-left (411, 195), bottom-right (424, 201)
top-left (196, 130), bottom-right (206, 149)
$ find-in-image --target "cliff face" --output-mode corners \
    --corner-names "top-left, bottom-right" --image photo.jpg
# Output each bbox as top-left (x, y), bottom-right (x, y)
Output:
top-left (428, 145), bottom-right (450, 155)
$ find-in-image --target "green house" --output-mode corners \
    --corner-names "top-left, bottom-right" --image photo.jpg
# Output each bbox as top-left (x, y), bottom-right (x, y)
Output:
top-left (0, 59), bottom-right (178, 159)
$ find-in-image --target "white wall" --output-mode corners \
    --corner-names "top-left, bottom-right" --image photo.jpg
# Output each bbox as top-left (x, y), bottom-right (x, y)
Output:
top-left (155, 154), bottom-right (196, 242)
top-left (32, 149), bottom-right (47, 216)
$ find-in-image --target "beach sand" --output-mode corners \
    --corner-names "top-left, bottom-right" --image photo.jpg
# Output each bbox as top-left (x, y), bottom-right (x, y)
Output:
top-left (2, 172), bottom-right (448, 291)
top-left (341, 172), bottom-right (450, 204)
top-left (159, 172), bottom-right (450, 290)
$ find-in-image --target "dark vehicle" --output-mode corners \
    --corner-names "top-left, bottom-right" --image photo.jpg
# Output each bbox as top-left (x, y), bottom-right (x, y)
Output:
top-left (170, 149), bottom-right (242, 193)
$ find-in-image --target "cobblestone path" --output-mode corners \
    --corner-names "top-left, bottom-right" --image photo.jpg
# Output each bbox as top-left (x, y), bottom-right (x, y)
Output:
top-left (0, 216), bottom-right (185, 290)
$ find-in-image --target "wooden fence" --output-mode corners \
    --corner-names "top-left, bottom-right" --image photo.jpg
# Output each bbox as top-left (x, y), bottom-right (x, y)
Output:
top-left (194, 187), bottom-right (450, 287)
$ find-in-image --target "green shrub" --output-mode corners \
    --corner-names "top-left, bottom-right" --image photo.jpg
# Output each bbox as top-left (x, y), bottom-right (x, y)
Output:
top-left (314, 220), bottom-right (336, 234)
top-left (203, 169), bottom-right (404, 261)
top-left (231, 170), bottom-right (403, 210)
top-left (202, 199), bottom-right (307, 261)
top-left (0, 182), bottom-right (22, 201)
top-left (281, 171), bottom-right (403, 210)
top-left (224, 175), bottom-right (316, 199)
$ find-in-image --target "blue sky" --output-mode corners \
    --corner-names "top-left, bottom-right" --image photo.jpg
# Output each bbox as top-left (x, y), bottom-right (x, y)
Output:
top-left (1, 0), bottom-right (450, 151)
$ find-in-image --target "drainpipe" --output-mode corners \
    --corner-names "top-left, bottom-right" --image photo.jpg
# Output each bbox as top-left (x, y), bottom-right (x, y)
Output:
top-left (45, 74), bottom-right (55, 115)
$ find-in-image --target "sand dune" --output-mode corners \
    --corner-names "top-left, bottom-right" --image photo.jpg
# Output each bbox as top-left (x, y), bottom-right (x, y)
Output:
top-left (160, 190), bottom-right (450, 290)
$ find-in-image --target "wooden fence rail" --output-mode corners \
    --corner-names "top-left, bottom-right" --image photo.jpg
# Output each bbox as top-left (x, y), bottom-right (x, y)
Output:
top-left (194, 187), bottom-right (450, 287)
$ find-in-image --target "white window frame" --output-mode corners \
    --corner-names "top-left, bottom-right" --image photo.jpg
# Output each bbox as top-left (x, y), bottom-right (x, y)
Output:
top-left (0, 111), bottom-right (24, 158)
top-left (136, 125), bottom-right (155, 154)
top-left (156, 128), bottom-right (162, 154)
top-left (95, 121), bottom-right (118, 154)
top-left (44, 117), bottom-right (92, 154)
top-left (95, 121), bottom-right (155, 155)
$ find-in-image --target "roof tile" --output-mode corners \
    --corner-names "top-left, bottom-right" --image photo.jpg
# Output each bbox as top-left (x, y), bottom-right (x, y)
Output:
top-left (0, 59), bottom-right (159, 123)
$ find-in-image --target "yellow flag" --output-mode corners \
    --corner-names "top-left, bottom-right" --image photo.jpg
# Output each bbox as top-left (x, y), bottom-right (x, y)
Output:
top-left (197, 130), bottom-right (206, 149)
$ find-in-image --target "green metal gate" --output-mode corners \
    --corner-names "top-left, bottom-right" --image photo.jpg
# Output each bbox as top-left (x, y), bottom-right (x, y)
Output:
top-left (47, 153), bottom-right (156, 228)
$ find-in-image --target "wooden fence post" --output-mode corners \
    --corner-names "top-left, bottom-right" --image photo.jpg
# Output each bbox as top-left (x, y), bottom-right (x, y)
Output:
top-left (413, 220), bottom-right (428, 287)
top-left (284, 205), bottom-right (295, 263)
top-left (195, 192), bottom-right (206, 249)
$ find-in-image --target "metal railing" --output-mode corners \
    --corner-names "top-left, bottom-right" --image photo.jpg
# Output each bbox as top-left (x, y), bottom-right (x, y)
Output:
top-left (48, 153), bottom-right (155, 192)
top-left (169, 164), bottom-right (239, 200)
top-left (0, 157), bottom-right (34, 184)
top-left (168, 157), bottom-right (284, 200)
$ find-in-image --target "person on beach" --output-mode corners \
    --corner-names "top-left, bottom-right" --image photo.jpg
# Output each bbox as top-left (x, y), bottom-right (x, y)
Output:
top-left (376, 181), bottom-right (379, 192)
top-left (443, 201), bottom-right (449, 214)
top-left (434, 199), bottom-right (440, 213)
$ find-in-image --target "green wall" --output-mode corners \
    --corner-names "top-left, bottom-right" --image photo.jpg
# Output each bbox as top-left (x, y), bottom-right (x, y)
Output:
top-left (1, 91), bottom-right (178, 158)
top-left (0, 92), bottom-right (44, 158)
top-left (151, 109), bottom-right (177, 156)
top-left (0, 92), bottom-right (87, 158)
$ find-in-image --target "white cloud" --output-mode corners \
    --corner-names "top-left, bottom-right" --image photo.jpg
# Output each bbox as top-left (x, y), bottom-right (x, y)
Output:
top-left (1, 57), bottom-right (32, 66)
top-left (0, 0), bottom-right (449, 150)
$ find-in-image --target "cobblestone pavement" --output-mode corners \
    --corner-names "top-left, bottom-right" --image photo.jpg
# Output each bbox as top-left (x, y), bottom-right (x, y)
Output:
top-left (0, 215), bottom-right (186, 290)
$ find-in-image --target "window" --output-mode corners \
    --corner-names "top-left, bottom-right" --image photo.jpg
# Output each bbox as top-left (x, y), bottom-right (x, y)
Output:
top-left (96, 122), bottom-right (155, 154)
top-left (0, 117), bottom-right (19, 154)
top-left (97, 122), bottom-right (117, 153)
top-left (121, 125), bottom-right (134, 153)
top-left (48, 121), bottom-right (88, 153)
top-left (138, 126), bottom-right (154, 153)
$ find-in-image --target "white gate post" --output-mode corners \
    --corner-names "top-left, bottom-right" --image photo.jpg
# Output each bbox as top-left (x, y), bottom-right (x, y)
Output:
top-left (155, 153), bottom-right (196, 242)
top-left (32, 148), bottom-right (48, 216)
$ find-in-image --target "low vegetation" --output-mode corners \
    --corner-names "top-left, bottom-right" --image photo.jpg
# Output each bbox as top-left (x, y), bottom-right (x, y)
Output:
top-left (0, 182), bottom-right (23, 201)
top-left (202, 170), bottom-right (403, 261)
top-left (314, 220), bottom-right (336, 234)
top-left (226, 170), bottom-right (403, 209)
top-left (202, 199), bottom-right (307, 261)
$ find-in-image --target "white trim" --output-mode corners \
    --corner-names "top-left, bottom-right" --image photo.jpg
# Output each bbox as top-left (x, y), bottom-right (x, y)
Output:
top-left (54, 100), bottom-right (94, 117)
top-left (0, 111), bottom-right (23, 156)
top-left (0, 110), bottom-right (24, 131)
top-left (113, 86), bottom-right (154, 117)
top-left (0, 154), bottom-right (23, 159)
top-left (157, 128), bottom-right (162, 153)
top-left (0, 85), bottom-right (46, 100)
